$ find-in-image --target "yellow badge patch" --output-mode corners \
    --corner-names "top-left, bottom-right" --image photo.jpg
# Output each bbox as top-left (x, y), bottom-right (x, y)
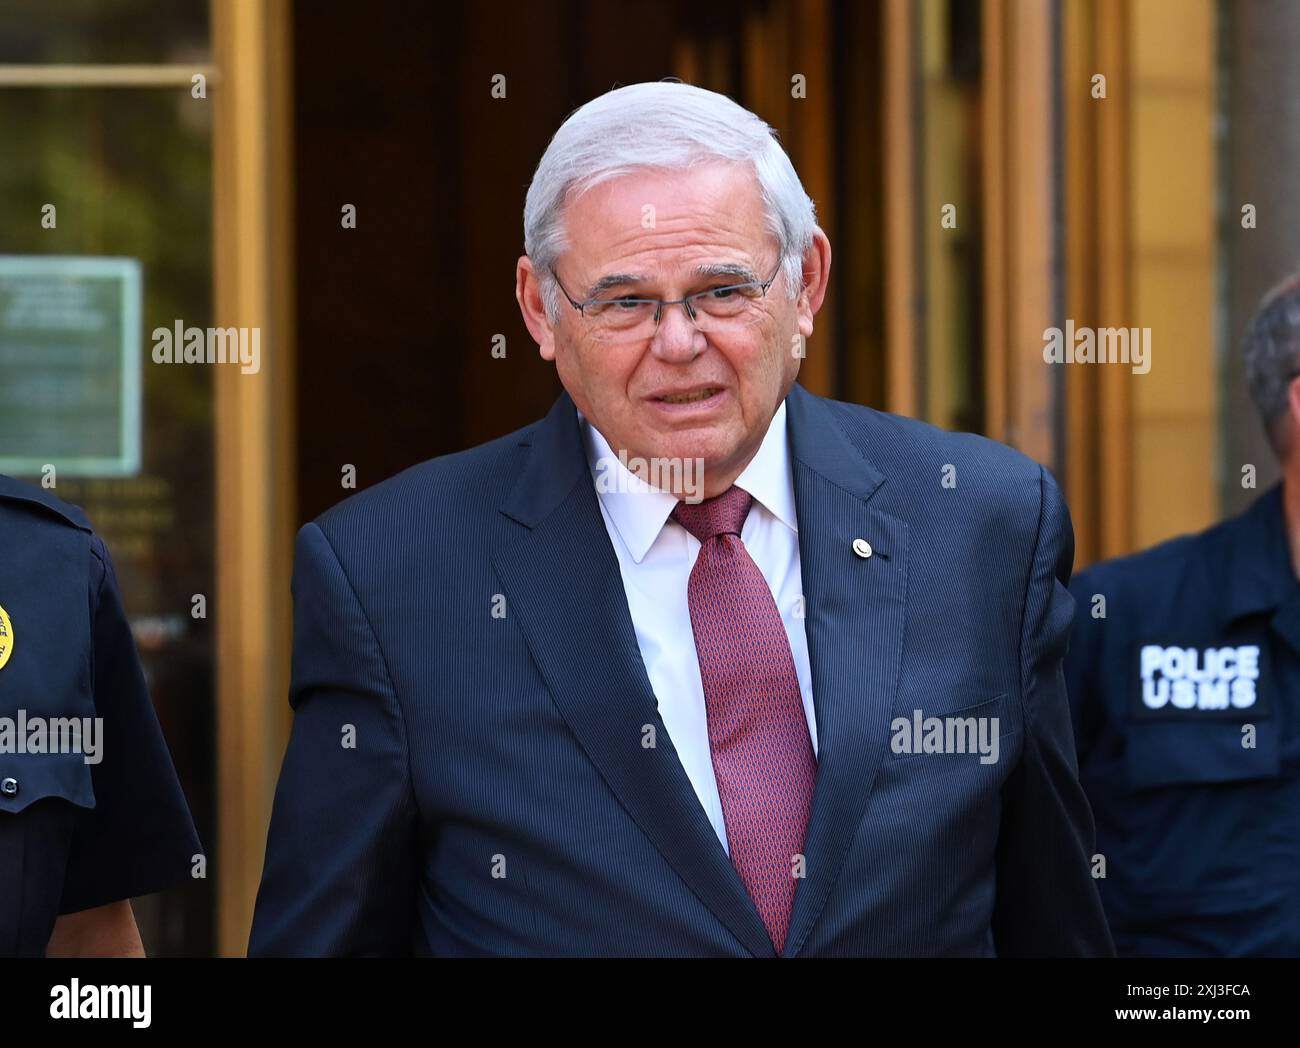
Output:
top-left (0, 603), bottom-right (12, 671)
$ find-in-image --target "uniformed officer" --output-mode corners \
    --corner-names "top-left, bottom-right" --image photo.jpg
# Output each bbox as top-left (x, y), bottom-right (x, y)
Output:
top-left (1065, 273), bottom-right (1300, 956)
top-left (0, 474), bottom-right (201, 957)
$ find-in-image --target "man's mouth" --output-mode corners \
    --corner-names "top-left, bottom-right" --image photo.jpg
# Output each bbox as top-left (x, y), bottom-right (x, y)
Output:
top-left (654, 387), bottom-right (723, 404)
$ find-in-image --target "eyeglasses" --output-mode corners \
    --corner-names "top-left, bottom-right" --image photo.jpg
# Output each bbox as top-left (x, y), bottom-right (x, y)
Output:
top-left (548, 259), bottom-right (785, 344)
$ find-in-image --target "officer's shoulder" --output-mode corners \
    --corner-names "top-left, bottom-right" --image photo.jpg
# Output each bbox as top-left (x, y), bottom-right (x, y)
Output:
top-left (310, 415), bottom-right (539, 543)
top-left (0, 474), bottom-right (94, 534)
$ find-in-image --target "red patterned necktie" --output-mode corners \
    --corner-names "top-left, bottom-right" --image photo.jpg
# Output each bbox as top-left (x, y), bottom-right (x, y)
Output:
top-left (671, 484), bottom-right (818, 954)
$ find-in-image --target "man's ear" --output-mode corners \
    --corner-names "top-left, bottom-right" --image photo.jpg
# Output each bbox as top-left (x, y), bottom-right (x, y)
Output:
top-left (795, 227), bottom-right (832, 340)
top-left (516, 255), bottom-right (559, 361)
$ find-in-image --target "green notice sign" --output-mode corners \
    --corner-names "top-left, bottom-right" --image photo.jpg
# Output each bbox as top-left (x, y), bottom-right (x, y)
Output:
top-left (0, 256), bottom-right (142, 477)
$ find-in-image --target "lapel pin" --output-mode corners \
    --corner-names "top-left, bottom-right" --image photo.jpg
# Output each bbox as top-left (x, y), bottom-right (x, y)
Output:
top-left (852, 538), bottom-right (872, 559)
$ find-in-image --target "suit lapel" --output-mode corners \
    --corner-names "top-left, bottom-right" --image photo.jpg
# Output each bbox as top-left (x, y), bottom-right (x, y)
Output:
top-left (490, 391), bottom-right (776, 957)
top-left (780, 383), bottom-right (909, 956)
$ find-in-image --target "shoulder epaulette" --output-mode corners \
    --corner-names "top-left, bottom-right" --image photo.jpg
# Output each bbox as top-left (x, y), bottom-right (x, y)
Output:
top-left (0, 474), bottom-right (94, 532)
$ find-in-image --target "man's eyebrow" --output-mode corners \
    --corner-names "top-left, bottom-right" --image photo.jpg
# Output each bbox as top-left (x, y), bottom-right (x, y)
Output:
top-left (585, 273), bottom-right (646, 298)
top-left (691, 262), bottom-right (760, 284)
top-left (585, 263), bottom-right (761, 299)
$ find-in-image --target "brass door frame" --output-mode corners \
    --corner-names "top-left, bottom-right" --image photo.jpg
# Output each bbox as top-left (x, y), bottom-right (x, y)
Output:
top-left (211, 0), bottom-right (296, 958)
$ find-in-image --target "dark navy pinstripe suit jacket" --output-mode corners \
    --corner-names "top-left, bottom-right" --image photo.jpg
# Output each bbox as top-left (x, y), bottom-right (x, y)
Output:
top-left (248, 381), bottom-right (1115, 957)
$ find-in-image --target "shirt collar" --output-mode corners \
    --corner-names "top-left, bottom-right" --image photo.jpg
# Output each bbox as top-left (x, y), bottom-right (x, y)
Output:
top-left (733, 400), bottom-right (798, 535)
top-left (578, 399), bottom-right (797, 564)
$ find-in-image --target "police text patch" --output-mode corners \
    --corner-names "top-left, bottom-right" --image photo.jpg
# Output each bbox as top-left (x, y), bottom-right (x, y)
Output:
top-left (1130, 641), bottom-right (1271, 720)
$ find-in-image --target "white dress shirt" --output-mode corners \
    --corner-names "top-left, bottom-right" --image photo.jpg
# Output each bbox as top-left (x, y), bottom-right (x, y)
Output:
top-left (578, 401), bottom-right (818, 855)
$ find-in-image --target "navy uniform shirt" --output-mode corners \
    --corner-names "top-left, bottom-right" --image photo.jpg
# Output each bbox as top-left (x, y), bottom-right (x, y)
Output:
top-left (1064, 483), bottom-right (1300, 956)
top-left (0, 475), bottom-right (201, 957)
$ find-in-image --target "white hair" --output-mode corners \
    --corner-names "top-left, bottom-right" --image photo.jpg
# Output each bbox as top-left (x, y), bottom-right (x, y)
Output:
top-left (523, 80), bottom-right (818, 321)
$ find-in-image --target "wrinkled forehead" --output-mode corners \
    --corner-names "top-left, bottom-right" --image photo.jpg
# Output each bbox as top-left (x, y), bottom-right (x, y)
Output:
top-left (558, 161), bottom-right (776, 273)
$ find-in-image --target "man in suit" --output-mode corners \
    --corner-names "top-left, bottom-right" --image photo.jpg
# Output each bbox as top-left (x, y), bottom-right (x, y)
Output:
top-left (249, 81), bottom-right (1112, 956)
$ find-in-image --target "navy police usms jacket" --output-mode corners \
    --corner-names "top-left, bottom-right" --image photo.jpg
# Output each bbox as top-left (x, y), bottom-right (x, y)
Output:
top-left (1064, 483), bottom-right (1300, 956)
top-left (0, 475), bottom-right (201, 956)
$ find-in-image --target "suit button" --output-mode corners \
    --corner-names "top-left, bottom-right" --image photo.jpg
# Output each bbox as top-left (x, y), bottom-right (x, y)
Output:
top-left (852, 538), bottom-right (872, 559)
top-left (0, 777), bottom-right (17, 797)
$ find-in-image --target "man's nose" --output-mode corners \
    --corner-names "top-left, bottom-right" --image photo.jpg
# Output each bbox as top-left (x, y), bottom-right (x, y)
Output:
top-left (649, 301), bottom-right (706, 361)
